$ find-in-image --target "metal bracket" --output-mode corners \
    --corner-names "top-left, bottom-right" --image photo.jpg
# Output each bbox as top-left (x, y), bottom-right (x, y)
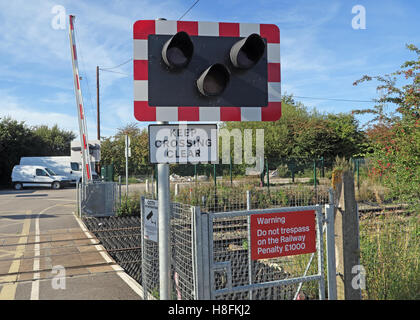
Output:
top-left (212, 261), bottom-right (232, 290)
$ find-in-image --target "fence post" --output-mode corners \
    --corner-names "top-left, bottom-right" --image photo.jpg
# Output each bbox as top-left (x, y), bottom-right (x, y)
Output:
top-left (118, 176), bottom-right (122, 207)
top-left (266, 159), bottom-right (270, 192)
top-left (316, 205), bottom-right (326, 300)
top-left (213, 163), bottom-right (217, 189)
top-left (192, 206), bottom-right (210, 299)
top-left (332, 170), bottom-right (361, 300)
top-left (140, 196), bottom-right (148, 300)
top-left (230, 154), bottom-right (233, 186)
top-left (325, 202), bottom-right (337, 300)
top-left (246, 190), bottom-right (252, 299)
top-left (291, 160), bottom-right (295, 183)
top-left (76, 182), bottom-right (80, 217)
top-left (78, 182), bottom-right (83, 218)
top-left (356, 159), bottom-right (360, 190)
top-left (194, 164), bottom-right (198, 184)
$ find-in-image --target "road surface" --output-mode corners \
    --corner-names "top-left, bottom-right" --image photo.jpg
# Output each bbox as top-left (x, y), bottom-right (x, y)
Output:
top-left (0, 187), bottom-right (143, 300)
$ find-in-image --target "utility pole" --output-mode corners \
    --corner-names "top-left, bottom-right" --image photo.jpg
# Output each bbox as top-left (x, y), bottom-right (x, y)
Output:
top-left (96, 66), bottom-right (101, 175)
top-left (96, 66), bottom-right (100, 140)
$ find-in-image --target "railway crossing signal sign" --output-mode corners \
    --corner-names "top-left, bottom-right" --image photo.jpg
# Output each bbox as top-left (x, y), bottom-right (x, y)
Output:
top-left (133, 18), bottom-right (281, 300)
top-left (133, 19), bottom-right (281, 122)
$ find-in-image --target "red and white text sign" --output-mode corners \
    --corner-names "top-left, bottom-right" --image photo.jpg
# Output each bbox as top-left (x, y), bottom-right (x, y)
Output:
top-left (250, 210), bottom-right (317, 260)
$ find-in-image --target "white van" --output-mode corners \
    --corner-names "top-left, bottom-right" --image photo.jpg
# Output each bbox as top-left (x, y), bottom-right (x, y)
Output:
top-left (11, 165), bottom-right (71, 190)
top-left (19, 156), bottom-right (97, 184)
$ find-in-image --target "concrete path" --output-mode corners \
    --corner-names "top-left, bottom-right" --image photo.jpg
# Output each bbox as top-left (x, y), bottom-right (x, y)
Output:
top-left (0, 188), bottom-right (143, 300)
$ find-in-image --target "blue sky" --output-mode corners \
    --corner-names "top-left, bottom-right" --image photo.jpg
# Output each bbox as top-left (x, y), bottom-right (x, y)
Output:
top-left (0, 0), bottom-right (419, 139)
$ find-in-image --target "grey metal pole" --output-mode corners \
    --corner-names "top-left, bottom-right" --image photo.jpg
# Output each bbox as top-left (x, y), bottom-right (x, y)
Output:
top-left (140, 196), bottom-right (149, 300)
top-left (326, 203), bottom-right (337, 300)
top-left (316, 206), bottom-right (326, 300)
top-left (78, 182), bottom-right (83, 218)
top-left (76, 182), bottom-right (80, 218)
top-left (246, 190), bottom-right (251, 211)
top-left (246, 190), bottom-right (252, 299)
top-left (118, 176), bottom-right (122, 207)
top-left (125, 135), bottom-right (129, 198)
top-left (157, 121), bottom-right (171, 300)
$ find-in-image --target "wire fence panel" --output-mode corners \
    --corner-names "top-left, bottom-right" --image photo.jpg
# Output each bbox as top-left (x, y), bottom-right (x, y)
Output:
top-left (171, 202), bottom-right (195, 300)
top-left (140, 195), bottom-right (159, 300)
top-left (205, 206), bottom-right (325, 300)
top-left (142, 237), bottom-right (159, 299)
top-left (140, 196), bottom-right (196, 300)
top-left (249, 185), bottom-right (330, 209)
top-left (79, 186), bottom-right (330, 300)
top-left (173, 183), bottom-right (330, 212)
top-left (79, 181), bottom-right (119, 216)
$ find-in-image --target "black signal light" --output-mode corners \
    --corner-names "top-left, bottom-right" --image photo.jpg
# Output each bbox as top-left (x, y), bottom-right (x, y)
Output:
top-left (230, 33), bottom-right (266, 69)
top-left (161, 31), bottom-right (194, 69)
top-left (196, 63), bottom-right (230, 97)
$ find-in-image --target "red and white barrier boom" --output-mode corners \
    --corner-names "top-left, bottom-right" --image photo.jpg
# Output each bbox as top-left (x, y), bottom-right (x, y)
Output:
top-left (68, 15), bottom-right (92, 183)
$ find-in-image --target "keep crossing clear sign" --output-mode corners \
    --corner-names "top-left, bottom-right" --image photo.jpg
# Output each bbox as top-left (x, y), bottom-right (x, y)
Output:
top-left (148, 124), bottom-right (218, 164)
top-left (143, 198), bottom-right (158, 242)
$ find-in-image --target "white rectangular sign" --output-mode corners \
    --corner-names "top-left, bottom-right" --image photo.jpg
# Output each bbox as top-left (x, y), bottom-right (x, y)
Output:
top-left (148, 124), bottom-right (218, 164)
top-left (143, 198), bottom-right (158, 242)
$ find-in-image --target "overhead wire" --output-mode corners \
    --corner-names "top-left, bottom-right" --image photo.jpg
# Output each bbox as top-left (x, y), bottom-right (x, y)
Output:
top-left (99, 69), bottom-right (131, 77)
top-left (292, 96), bottom-right (375, 103)
top-left (100, 58), bottom-right (132, 70)
top-left (178, 0), bottom-right (201, 21)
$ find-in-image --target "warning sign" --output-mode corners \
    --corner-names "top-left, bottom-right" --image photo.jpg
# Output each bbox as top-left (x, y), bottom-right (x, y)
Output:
top-left (250, 210), bottom-right (316, 260)
top-left (143, 198), bottom-right (158, 242)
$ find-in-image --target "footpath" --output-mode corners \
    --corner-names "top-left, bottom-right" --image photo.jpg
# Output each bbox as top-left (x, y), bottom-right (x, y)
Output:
top-left (0, 188), bottom-right (143, 300)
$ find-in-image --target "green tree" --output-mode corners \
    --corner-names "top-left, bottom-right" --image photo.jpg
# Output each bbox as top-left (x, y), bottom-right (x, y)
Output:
top-left (100, 123), bottom-right (152, 178)
top-left (353, 44), bottom-right (420, 210)
top-left (31, 124), bottom-right (75, 156)
top-left (0, 118), bottom-right (75, 185)
top-left (220, 95), bottom-right (366, 172)
top-left (0, 117), bottom-right (35, 185)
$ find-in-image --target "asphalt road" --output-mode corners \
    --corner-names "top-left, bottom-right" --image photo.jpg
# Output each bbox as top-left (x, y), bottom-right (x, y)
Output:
top-left (0, 187), bottom-right (143, 300)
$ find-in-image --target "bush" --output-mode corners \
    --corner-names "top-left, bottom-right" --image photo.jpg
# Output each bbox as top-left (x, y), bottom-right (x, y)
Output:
top-left (360, 213), bottom-right (420, 299)
top-left (117, 194), bottom-right (140, 216)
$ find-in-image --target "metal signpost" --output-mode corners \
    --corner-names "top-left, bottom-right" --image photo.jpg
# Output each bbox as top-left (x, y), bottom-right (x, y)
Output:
top-left (133, 19), bottom-right (281, 300)
top-left (125, 135), bottom-right (131, 197)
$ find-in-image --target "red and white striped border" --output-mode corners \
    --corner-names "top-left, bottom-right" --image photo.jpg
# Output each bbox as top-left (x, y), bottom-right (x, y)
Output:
top-left (133, 20), bottom-right (281, 122)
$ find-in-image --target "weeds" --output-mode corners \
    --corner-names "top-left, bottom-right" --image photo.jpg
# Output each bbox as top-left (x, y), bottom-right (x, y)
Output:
top-left (360, 213), bottom-right (419, 299)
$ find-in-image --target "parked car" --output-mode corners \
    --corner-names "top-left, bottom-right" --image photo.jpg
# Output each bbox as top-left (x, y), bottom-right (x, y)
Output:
top-left (20, 156), bottom-right (98, 185)
top-left (11, 165), bottom-right (71, 190)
